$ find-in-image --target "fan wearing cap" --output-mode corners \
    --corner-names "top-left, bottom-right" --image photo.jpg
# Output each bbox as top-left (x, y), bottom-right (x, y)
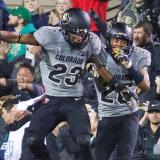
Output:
top-left (6, 6), bottom-right (36, 64)
top-left (7, 6), bottom-right (31, 24)
top-left (133, 100), bottom-right (160, 159)
top-left (148, 101), bottom-right (160, 114)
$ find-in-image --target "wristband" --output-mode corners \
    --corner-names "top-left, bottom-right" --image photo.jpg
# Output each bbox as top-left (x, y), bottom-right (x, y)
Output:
top-left (128, 66), bottom-right (144, 84)
top-left (17, 33), bottom-right (22, 43)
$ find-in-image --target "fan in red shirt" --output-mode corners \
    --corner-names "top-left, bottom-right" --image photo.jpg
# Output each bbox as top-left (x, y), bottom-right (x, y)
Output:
top-left (72, 0), bottom-right (108, 35)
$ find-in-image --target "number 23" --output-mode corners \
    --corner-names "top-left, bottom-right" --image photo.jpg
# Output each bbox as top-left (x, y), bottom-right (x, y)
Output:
top-left (48, 63), bottom-right (83, 86)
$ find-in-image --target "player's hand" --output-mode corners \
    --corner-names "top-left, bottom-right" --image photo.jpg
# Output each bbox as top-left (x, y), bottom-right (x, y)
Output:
top-left (86, 63), bottom-right (99, 77)
top-left (116, 50), bottom-right (132, 69)
top-left (18, 82), bottom-right (27, 90)
top-left (28, 45), bottom-right (42, 58)
top-left (112, 48), bottom-right (132, 69)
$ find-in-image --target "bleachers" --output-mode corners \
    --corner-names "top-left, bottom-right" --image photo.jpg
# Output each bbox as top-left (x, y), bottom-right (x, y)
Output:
top-left (5, 0), bottom-right (121, 23)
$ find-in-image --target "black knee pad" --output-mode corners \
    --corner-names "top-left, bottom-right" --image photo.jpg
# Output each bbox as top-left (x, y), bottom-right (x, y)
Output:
top-left (76, 134), bottom-right (96, 160)
top-left (26, 133), bottom-right (41, 148)
top-left (26, 132), bottom-right (47, 157)
top-left (25, 131), bottom-right (52, 160)
top-left (76, 134), bottom-right (92, 147)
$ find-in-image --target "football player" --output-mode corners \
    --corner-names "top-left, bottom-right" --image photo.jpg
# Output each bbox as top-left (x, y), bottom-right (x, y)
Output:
top-left (94, 22), bottom-right (151, 160)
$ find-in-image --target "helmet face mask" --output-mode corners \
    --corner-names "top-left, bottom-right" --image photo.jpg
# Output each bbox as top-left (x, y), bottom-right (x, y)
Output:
top-left (64, 28), bottom-right (90, 48)
top-left (61, 8), bottom-right (91, 49)
top-left (110, 37), bottom-right (130, 57)
top-left (110, 37), bottom-right (128, 51)
top-left (106, 22), bottom-right (133, 61)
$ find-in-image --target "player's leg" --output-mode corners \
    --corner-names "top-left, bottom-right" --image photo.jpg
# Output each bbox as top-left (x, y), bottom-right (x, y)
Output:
top-left (76, 133), bottom-right (94, 160)
top-left (95, 117), bottom-right (118, 160)
top-left (20, 127), bottom-right (37, 160)
top-left (64, 97), bottom-right (94, 160)
top-left (25, 96), bottom-right (64, 160)
top-left (117, 112), bottom-right (139, 160)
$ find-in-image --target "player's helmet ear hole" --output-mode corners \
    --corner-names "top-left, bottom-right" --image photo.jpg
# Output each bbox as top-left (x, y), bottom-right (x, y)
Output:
top-left (61, 8), bottom-right (91, 49)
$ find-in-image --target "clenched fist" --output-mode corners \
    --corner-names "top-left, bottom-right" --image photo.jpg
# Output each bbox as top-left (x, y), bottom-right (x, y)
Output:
top-left (113, 48), bottom-right (132, 68)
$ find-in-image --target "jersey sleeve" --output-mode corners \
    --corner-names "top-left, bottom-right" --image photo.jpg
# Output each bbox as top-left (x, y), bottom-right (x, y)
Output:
top-left (96, 45), bottom-right (108, 66)
top-left (137, 49), bottom-right (151, 69)
top-left (89, 33), bottom-right (102, 56)
top-left (33, 26), bottom-right (60, 47)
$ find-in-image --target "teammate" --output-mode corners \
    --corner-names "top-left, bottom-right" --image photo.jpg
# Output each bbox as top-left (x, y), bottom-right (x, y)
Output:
top-left (0, 8), bottom-right (114, 160)
top-left (94, 22), bottom-right (151, 160)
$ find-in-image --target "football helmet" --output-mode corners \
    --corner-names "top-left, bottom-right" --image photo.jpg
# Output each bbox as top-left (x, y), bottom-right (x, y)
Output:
top-left (106, 22), bottom-right (133, 60)
top-left (61, 8), bottom-right (91, 49)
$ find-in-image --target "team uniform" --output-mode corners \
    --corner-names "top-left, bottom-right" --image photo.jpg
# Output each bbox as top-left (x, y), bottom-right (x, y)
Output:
top-left (97, 46), bottom-right (151, 117)
top-left (95, 46), bottom-right (151, 160)
top-left (37, 26), bottom-right (100, 97)
top-left (26, 26), bottom-right (101, 160)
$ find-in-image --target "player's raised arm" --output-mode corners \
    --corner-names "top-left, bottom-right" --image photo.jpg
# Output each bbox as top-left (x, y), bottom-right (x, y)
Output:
top-left (0, 31), bottom-right (39, 45)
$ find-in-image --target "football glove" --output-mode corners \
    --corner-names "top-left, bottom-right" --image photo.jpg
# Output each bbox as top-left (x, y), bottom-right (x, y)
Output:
top-left (119, 86), bottom-right (139, 109)
top-left (86, 63), bottom-right (99, 77)
top-left (113, 48), bottom-right (132, 69)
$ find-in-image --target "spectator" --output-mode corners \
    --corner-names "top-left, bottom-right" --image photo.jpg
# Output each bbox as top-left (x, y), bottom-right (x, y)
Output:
top-left (117, 0), bottom-right (160, 40)
top-left (0, 62), bottom-right (44, 103)
top-left (133, 100), bottom-right (160, 160)
top-left (132, 21), bottom-right (160, 102)
top-left (0, 95), bottom-right (17, 160)
top-left (7, 6), bottom-right (35, 62)
top-left (23, 0), bottom-right (49, 29)
top-left (46, 122), bottom-right (78, 160)
top-left (48, 0), bottom-right (72, 26)
top-left (137, 0), bottom-right (160, 41)
top-left (0, 41), bottom-right (13, 98)
top-left (6, 6), bottom-right (36, 78)
top-left (0, 95), bottom-right (42, 160)
top-left (0, 62), bottom-right (44, 160)
top-left (0, 0), bottom-right (13, 31)
top-left (0, 41), bottom-right (14, 158)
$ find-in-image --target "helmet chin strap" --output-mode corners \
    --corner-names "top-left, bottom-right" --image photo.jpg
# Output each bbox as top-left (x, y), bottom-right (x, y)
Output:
top-left (69, 35), bottom-right (89, 49)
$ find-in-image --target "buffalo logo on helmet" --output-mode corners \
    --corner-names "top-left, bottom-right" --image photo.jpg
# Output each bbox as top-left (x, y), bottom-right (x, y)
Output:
top-left (62, 13), bottom-right (70, 24)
